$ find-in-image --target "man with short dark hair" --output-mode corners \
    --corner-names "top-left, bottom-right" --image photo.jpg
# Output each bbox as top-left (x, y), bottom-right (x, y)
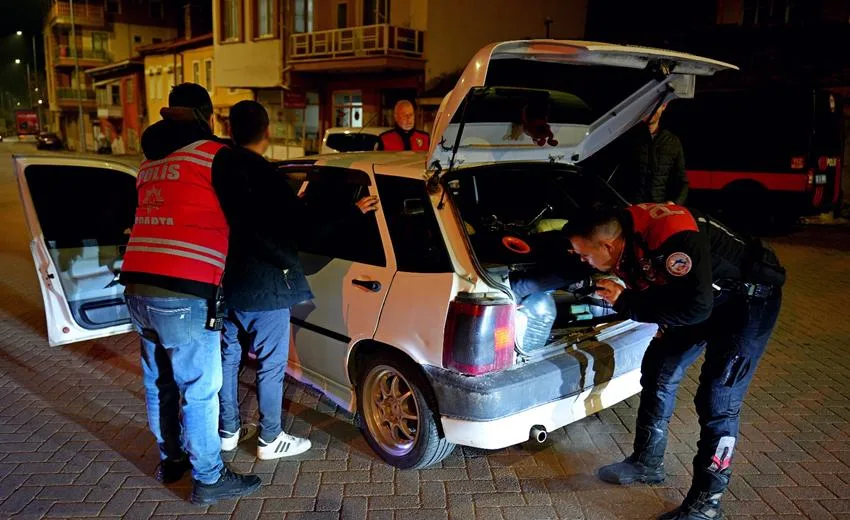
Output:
top-left (562, 203), bottom-right (785, 520)
top-left (377, 100), bottom-right (430, 151)
top-left (613, 103), bottom-right (688, 205)
top-left (217, 100), bottom-right (378, 459)
top-left (121, 83), bottom-right (261, 505)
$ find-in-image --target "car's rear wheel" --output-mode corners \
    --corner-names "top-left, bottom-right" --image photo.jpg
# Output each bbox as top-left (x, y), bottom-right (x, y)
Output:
top-left (355, 351), bottom-right (455, 469)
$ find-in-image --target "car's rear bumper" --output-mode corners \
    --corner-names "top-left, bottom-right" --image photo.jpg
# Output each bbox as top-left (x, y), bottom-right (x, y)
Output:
top-left (440, 368), bottom-right (643, 449)
top-left (422, 321), bottom-right (656, 450)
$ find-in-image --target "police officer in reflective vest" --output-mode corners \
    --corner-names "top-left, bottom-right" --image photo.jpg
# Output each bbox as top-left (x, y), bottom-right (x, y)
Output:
top-left (376, 100), bottom-right (430, 151)
top-left (563, 203), bottom-right (785, 520)
top-left (120, 83), bottom-right (261, 505)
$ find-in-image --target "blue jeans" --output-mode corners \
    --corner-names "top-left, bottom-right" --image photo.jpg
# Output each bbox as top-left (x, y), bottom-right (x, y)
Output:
top-left (637, 291), bottom-right (782, 473)
top-left (126, 295), bottom-right (225, 485)
top-left (219, 308), bottom-right (291, 443)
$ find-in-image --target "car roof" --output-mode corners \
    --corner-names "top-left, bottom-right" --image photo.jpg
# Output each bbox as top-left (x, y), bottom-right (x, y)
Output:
top-left (311, 151), bottom-right (427, 179)
top-left (324, 126), bottom-right (392, 137)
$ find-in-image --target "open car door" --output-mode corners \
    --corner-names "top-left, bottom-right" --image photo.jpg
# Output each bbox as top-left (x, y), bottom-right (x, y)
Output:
top-left (14, 155), bottom-right (138, 347)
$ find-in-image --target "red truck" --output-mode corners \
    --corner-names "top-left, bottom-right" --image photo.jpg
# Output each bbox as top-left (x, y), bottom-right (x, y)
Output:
top-left (15, 109), bottom-right (39, 139)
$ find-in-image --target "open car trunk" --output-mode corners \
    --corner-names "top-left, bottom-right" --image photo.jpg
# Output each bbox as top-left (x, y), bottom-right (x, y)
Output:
top-left (444, 162), bottom-right (638, 358)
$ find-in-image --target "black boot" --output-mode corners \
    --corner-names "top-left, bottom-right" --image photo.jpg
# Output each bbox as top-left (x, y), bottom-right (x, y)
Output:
top-left (658, 468), bottom-right (730, 520)
top-left (190, 468), bottom-right (262, 505)
top-left (599, 423), bottom-right (667, 485)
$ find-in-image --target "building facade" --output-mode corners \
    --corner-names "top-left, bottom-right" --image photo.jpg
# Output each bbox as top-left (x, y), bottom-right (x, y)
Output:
top-left (86, 59), bottom-right (145, 153)
top-left (139, 35), bottom-right (253, 138)
top-left (43, 0), bottom-right (180, 151)
top-left (212, 0), bottom-right (587, 156)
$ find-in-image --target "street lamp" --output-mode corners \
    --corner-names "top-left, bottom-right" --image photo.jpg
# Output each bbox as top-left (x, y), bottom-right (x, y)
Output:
top-left (12, 60), bottom-right (33, 110)
top-left (14, 31), bottom-right (45, 132)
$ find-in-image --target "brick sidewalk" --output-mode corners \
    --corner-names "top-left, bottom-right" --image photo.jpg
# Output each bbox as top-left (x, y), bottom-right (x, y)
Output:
top-left (1, 146), bottom-right (849, 520)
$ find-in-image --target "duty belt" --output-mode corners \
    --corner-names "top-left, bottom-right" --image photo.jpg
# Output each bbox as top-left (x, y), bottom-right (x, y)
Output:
top-left (713, 279), bottom-right (779, 299)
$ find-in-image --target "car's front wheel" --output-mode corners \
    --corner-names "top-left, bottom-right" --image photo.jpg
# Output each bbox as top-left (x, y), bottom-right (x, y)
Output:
top-left (356, 351), bottom-right (455, 469)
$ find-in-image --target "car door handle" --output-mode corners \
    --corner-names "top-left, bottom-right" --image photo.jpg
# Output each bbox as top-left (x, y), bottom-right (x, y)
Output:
top-left (351, 279), bottom-right (381, 292)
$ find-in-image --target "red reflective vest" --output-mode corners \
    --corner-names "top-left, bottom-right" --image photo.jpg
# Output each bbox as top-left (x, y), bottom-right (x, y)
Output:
top-left (379, 128), bottom-right (430, 151)
top-left (121, 139), bottom-right (229, 287)
top-left (615, 203), bottom-right (699, 290)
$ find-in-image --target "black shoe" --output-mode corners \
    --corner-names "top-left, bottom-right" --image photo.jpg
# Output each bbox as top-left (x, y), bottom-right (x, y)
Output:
top-left (190, 468), bottom-right (262, 505)
top-left (155, 454), bottom-right (192, 484)
top-left (598, 454), bottom-right (666, 485)
top-left (657, 490), bottom-right (724, 520)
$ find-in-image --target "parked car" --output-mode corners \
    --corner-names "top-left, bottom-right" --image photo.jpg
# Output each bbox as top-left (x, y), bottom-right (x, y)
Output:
top-left (321, 126), bottom-right (392, 154)
top-left (15, 40), bottom-right (735, 469)
top-left (35, 132), bottom-right (62, 150)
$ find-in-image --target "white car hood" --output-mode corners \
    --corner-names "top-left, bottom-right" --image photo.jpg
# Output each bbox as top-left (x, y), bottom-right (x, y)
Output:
top-left (427, 40), bottom-right (737, 171)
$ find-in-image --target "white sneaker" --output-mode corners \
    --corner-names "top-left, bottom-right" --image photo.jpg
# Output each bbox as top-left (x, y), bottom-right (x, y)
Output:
top-left (257, 432), bottom-right (312, 460)
top-left (220, 423), bottom-right (258, 452)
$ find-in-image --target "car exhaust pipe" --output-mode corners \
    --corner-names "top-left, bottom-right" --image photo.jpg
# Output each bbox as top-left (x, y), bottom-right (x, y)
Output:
top-left (530, 425), bottom-right (547, 443)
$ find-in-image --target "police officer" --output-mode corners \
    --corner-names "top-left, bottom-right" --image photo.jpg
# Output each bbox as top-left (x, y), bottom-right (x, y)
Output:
top-left (121, 83), bottom-right (261, 505)
top-left (376, 100), bottom-right (430, 151)
top-left (562, 203), bottom-right (785, 520)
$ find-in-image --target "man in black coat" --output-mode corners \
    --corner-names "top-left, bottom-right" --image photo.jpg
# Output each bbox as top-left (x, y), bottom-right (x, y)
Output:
top-left (216, 101), bottom-right (378, 460)
top-left (612, 103), bottom-right (689, 205)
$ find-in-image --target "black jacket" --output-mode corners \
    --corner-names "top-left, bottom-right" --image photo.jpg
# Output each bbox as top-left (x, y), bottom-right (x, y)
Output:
top-left (119, 118), bottom-right (240, 299)
top-left (611, 123), bottom-right (688, 205)
top-left (217, 146), bottom-right (311, 311)
top-left (613, 208), bottom-right (785, 327)
top-left (218, 146), bottom-right (364, 311)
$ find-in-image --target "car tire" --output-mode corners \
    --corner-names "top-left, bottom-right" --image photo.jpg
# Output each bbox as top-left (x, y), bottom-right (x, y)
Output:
top-left (355, 350), bottom-right (455, 469)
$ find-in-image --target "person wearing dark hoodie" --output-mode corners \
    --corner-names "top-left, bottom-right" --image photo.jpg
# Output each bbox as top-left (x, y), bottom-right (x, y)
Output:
top-left (119, 83), bottom-right (261, 505)
top-left (216, 100), bottom-right (379, 459)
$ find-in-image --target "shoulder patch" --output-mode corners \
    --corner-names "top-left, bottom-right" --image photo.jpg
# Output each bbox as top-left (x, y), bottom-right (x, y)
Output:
top-left (665, 252), bottom-right (692, 277)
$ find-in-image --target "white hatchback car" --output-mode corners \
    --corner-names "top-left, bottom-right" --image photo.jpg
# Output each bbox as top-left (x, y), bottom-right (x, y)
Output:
top-left (15, 40), bottom-right (735, 469)
top-left (320, 126), bottom-right (392, 154)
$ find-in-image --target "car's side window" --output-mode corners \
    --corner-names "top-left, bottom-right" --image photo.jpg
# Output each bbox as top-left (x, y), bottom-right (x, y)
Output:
top-left (376, 175), bottom-right (453, 273)
top-left (298, 169), bottom-right (386, 267)
top-left (25, 165), bottom-right (137, 329)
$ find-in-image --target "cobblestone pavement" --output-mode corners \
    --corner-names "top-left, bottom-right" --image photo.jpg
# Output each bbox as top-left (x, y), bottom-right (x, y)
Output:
top-left (2, 141), bottom-right (850, 519)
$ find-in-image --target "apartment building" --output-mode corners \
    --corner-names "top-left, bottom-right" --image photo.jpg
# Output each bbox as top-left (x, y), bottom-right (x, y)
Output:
top-left (86, 58), bottom-right (145, 153)
top-left (43, 0), bottom-right (180, 151)
top-left (212, 0), bottom-right (586, 156)
top-left (139, 34), bottom-right (253, 138)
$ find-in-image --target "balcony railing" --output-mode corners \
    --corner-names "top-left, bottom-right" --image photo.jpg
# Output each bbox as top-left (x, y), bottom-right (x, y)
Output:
top-left (48, 2), bottom-right (106, 27)
top-left (55, 46), bottom-right (111, 63)
top-left (57, 88), bottom-right (97, 101)
top-left (290, 24), bottom-right (424, 62)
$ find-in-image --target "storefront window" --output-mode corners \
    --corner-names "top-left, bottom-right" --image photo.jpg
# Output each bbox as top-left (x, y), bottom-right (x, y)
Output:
top-left (333, 92), bottom-right (363, 128)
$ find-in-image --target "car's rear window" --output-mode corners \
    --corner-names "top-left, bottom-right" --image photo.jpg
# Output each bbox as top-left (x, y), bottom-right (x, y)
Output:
top-left (326, 133), bottom-right (381, 152)
top-left (449, 59), bottom-right (654, 125)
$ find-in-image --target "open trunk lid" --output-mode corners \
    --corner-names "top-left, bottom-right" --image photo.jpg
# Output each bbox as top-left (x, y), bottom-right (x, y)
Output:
top-left (427, 40), bottom-right (738, 172)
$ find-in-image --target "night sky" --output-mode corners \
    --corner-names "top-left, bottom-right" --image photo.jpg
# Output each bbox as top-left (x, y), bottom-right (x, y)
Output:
top-left (0, 0), bottom-right (49, 107)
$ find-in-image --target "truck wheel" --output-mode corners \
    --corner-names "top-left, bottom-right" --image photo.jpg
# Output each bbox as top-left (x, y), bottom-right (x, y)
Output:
top-left (355, 351), bottom-right (455, 469)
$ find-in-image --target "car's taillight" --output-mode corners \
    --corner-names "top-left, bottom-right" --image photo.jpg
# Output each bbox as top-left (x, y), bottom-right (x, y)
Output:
top-left (443, 295), bottom-right (515, 376)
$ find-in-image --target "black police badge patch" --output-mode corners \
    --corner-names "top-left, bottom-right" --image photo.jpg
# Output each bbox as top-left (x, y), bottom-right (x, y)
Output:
top-left (665, 252), bottom-right (692, 277)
